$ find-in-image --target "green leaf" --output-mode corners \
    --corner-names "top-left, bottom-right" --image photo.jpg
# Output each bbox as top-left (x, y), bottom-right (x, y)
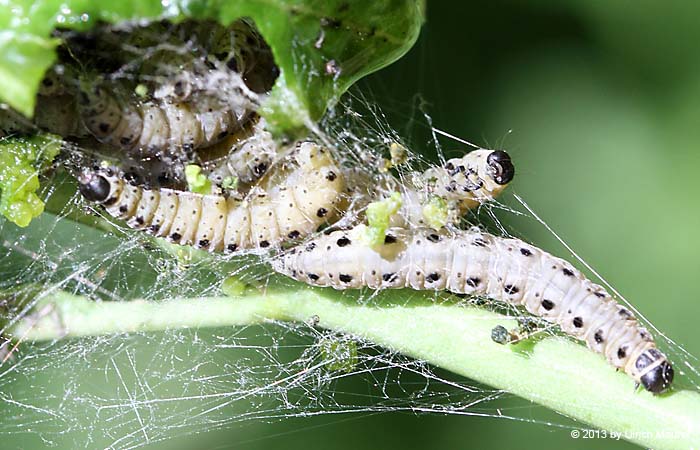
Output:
top-left (0, 134), bottom-right (60, 227)
top-left (0, 0), bottom-right (425, 131)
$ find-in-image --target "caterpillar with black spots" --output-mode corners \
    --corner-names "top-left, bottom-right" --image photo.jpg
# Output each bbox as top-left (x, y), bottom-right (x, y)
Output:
top-left (77, 142), bottom-right (346, 252)
top-left (199, 117), bottom-right (279, 187)
top-left (72, 17), bottom-right (278, 156)
top-left (424, 149), bottom-right (514, 210)
top-left (273, 225), bottom-right (673, 393)
top-left (77, 76), bottom-right (258, 156)
top-left (390, 149), bottom-right (515, 228)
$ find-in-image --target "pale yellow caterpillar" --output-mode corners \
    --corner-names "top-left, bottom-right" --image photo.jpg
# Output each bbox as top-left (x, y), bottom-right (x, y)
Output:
top-left (78, 142), bottom-right (346, 252)
top-left (273, 225), bottom-right (673, 393)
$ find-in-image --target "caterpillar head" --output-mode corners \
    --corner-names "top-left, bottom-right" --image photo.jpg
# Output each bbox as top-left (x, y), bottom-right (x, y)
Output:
top-left (441, 149), bottom-right (514, 203)
top-left (78, 170), bottom-right (112, 203)
top-left (635, 349), bottom-right (674, 394)
top-left (486, 150), bottom-right (515, 185)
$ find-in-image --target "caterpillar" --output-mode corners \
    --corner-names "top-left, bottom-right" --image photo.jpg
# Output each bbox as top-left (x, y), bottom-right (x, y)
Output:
top-left (273, 225), bottom-right (673, 393)
top-left (427, 149), bottom-right (514, 208)
top-left (77, 142), bottom-right (346, 252)
top-left (200, 118), bottom-right (279, 187)
top-left (391, 149), bottom-right (515, 228)
top-left (346, 149), bottom-right (515, 229)
top-left (77, 77), bottom-right (257, 156)
top-left (225, 18), bottom-right (278, 94)
top-left (152, 18), bottom-right (277, 100)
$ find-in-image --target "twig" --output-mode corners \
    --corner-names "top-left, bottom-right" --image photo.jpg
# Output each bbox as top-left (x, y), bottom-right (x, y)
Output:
top-left (8, 287), bottom-right (700, 449)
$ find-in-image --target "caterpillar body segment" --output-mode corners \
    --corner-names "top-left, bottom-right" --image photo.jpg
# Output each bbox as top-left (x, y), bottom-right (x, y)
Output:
top-left (38, 68), bottom-right (70, 97)
top-left (152, 67), bottom-right (260, 103)
top-left (78, 142), bottom-right (346, 252)
top-left (227, 18), bottom-right (278, 94)
top-left (273, 225), bottom-right (673, 394)
top-left (202, 118), bottom-right (279, 187)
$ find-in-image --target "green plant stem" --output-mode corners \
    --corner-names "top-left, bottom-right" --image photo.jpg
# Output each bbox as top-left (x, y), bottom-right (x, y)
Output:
top-left (9, 287), bottom-right (699, 449)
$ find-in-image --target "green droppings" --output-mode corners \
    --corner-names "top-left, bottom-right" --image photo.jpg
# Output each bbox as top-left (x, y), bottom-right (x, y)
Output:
top-left (221, 176), bottom-right (238, 191)
top-left (389, 142), bottom-right (408, 166)
top-left (185, 164), bottom-right (211, 194)
top-left (151, 236), bottom-right (210, 267)
top-left (134, 83), bottom-right (148, 97)
top-left (422, 195), bottom-right (448, 229)
top-left (0, 134), bottom-right (60, 227)
top-left (319, 337), bottom-right (358, 373)
top-left (364, 191), bottom-right (402, 246)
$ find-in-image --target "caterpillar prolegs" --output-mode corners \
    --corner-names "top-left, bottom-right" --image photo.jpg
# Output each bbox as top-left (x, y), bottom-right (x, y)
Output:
top-left (273, 226), bottom-right (673, 393)
top-left (78, 142), bottom-right (346, 252)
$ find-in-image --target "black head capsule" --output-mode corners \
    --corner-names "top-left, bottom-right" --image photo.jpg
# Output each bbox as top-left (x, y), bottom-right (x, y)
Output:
top-left (487, 150), bottom-right (515, 185)
top-left (78, 172), bottom-right (111, 203)
top-left (636, 352), bottom-right (674, 394)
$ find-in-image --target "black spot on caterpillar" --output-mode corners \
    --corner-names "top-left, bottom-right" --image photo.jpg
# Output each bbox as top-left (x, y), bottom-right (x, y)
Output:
top-left (274, 226), bottom-right (673, 393)
top-left (78, 142), bottom-right (346, 252)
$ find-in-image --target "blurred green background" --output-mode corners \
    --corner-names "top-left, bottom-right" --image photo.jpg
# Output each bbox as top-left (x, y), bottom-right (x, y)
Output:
top-left (5, 1), bottom-right (700, 448)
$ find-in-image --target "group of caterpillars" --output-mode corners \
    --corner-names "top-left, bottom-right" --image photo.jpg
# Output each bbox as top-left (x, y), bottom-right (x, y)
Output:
top-left (3, 17), bottom-right (674, 394)
top-left (0, 18), bottom-right (278, 184)
top-left (78, 140), bottom-right (675, 394)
